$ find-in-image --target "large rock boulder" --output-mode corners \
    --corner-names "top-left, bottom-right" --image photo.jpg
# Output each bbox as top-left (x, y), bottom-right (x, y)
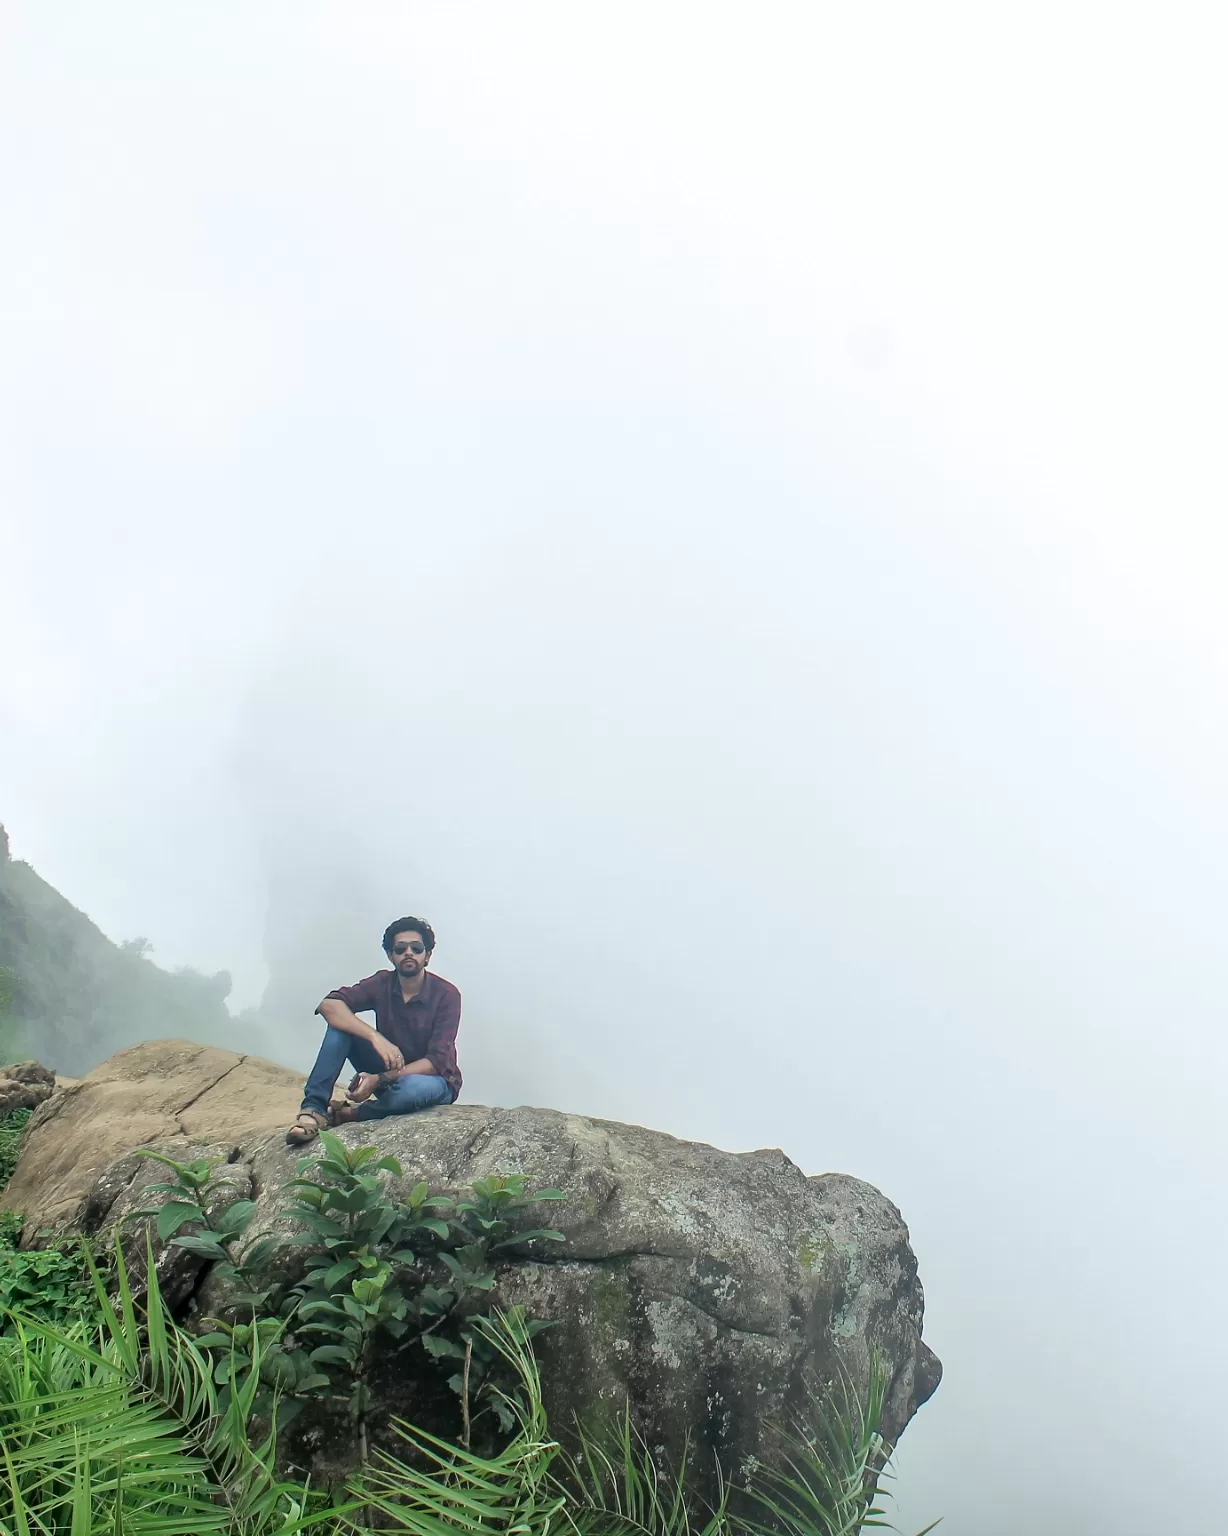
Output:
top-left (0, 1039), bottom-right (302, 1228)
top-left (2, 1039), bottom-right (941, 1489)
top-left (0, 1061), bottom-right (57, 1117)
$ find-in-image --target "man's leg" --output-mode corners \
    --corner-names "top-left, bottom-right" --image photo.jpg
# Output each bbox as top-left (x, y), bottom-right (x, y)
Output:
top-left (301, 1026), bottom-right (385, 1117)
top-left (350, 1073), bottom-right (451, 1122)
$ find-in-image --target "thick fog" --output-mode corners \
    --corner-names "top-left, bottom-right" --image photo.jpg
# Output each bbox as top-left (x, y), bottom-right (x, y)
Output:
top-left (3, 5), bottom-right (1226, 1532)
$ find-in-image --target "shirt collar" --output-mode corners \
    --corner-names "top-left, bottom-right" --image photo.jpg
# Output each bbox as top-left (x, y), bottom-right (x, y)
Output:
top-left (390, 968), bottom-right (434, 1005)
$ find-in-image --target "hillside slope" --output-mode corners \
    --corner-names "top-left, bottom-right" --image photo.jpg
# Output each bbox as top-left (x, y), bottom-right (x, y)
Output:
top-left (0, 825), bottom-right (249, 1072)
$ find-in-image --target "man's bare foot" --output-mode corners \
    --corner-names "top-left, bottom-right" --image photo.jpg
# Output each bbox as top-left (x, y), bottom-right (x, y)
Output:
top-left (346, 1072), bottom-right (381, 1104)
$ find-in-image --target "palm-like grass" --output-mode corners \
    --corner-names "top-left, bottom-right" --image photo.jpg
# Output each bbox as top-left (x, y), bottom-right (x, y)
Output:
top-left (740, 1360), bottom-right (938, 1536)
top-left (0, 1242), bottom-right (938, 1536)
top-left (346, 1312), bottom-right (566, 1536)
top-left (0, 1239), bottom-right (355, 1535)
top-left (558, 1407), bottom-right (726, 1536)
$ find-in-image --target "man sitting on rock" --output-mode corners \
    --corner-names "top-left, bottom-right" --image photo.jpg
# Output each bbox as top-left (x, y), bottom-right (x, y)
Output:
top-left (285, 915), bottom-right (461, 1146)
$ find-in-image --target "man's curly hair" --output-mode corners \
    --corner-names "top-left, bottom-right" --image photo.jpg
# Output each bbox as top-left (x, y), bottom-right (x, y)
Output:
top-left (381, 916), bottom-right (436, 956)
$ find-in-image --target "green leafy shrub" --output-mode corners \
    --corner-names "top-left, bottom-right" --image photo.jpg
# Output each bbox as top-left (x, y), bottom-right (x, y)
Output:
top-left (0, 1240), bottom-right (96, 1328)
top-left (282, 1136), bottom-right (564, 1448)
top-left (131, 1146), bottom-right (259, 1266)
top-left (0, 1105), bottom-right (31, 1190)
top-left (131, 1133), bottom-right (566, 1459)
top-left (0, 1105), bottom-right (98, 1335)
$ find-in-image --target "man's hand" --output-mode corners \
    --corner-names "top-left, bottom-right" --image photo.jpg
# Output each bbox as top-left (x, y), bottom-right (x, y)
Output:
top-left (346, 1072), bottom-right (382, 1104)
top-left (372, 1035), bottom-right (405, 1072)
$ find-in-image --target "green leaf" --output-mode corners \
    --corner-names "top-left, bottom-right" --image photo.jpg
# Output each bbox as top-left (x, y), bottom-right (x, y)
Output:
top-left (316, 1129), bottom-right (348, 1164)
top-left (295, 1299), bottom-right (348, 1320)
top-left (156, 1201), bottom-right (204, 1240)
top-left (213, 1199), bottom-right (256, 1237)
top-left (421, 1332), bottom-right (467, 1359)
top-left (352, 1277), bottom-right (388, 1306)
top-left (286, 1180), bottom-right (325, 1206)
top-left (323, 1258), bottom-right (360, 1288)
top-left (296, 1371), bottom-right (333, 1391)
top-left (324, 1187), bottom-right (379, 1215)
top-left (169, 1232), bottom-right (230, 1260)
top-left (134, 1148), bottom-right (197, 1173)
top-left (491, 1228), bottom-right (566, 1250)
top-left (293, 1209), bottom-right (347, 1238)
top-left (239, 1235), bottom-right (278, 1269)
top-left (309, 1344), bottom-right (354, 1365)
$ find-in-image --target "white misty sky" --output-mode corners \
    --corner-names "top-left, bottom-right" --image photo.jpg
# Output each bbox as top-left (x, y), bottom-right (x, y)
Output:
top-left (3, 5), bottom-right (1227, 1532)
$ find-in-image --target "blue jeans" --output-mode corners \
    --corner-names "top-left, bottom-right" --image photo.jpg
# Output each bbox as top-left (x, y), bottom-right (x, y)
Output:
top-left (301, 1025), bottom-right (452, 1120)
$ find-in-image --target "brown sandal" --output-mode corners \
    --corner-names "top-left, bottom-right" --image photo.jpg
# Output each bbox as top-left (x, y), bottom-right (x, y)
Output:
top-left (285, 1110), bottom-right (327, 1146)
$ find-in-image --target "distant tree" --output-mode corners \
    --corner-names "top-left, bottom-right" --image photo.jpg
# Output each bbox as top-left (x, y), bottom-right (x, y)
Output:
top-left (119, 937), bottom-right (153, 958)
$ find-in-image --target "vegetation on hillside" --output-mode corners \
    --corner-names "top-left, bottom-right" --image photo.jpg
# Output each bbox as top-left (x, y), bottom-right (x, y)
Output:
top-left (0, 1106), bottom-right (30, 1191)
top-left (0, 828), bottom-right (253, 1072)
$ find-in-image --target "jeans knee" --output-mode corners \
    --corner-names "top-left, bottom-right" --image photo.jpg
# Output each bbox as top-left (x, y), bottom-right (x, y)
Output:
top-left (379, 1074), bottom-right (448, 1113)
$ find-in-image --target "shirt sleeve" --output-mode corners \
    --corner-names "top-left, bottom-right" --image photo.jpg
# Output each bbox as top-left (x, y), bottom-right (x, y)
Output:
top-left (316, 973), bottom-right (382, 1017)
top-left (424, 985), bottom-right (461, 1082)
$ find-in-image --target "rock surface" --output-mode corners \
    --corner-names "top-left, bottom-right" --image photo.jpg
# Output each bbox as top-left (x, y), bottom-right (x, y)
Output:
top-left (1, 1040), bottom-right (302, 1227)
top-left (3, 1039), bottom-right (941, 1486)
top-left (0, 1060), bottom-right (57, 1117)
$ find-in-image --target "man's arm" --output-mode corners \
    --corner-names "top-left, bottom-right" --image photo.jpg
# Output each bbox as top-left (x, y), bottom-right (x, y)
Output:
top-left (317, 996), bottom-right (405, 1072)
top-left (384, 1055), bottom-right (436, 1077)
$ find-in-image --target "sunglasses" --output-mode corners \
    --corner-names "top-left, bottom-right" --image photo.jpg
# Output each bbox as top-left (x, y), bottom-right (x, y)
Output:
top-left (392, 941), bottom-right (426, 956)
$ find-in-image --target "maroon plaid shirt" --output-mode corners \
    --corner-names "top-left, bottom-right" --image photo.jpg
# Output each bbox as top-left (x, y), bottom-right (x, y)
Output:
top-left (317, 969), bottom-right (462, 1101)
